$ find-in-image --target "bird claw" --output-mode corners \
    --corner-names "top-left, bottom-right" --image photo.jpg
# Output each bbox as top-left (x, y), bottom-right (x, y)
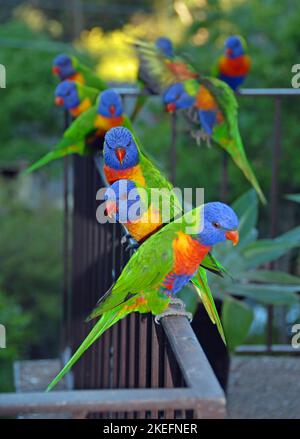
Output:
top-left (191, 129), bottom-right (212, 147)
top-left (121, 233), bottom-right (139, 253)
top-left (155, 298), bottom-right (193, 324)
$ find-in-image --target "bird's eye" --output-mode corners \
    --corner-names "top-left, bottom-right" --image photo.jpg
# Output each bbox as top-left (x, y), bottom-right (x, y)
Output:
top-left (212, 221), bottom-right (221, 229)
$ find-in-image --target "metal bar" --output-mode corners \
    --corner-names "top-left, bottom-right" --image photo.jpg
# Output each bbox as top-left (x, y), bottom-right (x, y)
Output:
top-left (109, 87), bottom-right (300, 98)
top-left (267, 97), bottom-right (282, 350)
top-left (239, 88), bottom-right (300, 96)
top-left (0, 388), bottom-right (199, 417)
top-left (161, 316), bottom-right (226, 419)
top-left (236, 344), bottom-right (300, 355)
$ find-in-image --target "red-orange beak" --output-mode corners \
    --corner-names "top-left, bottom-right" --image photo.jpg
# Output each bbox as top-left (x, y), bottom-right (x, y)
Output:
top-left (52, 66), bottom-right (60, 75)
top-left (226, 48), bottom-right (233, 57)
top-left (115, 147), bottom-right (126, 165)
top-left (225, 230), bottom-right (239, 246)
top-left (55, 96), bottom-right (64, 106)
top-left (166, 102), bottom-right (176, 113)
top-left (109, 105), bottom-right (116, 115)
top-left (105, 200), bottom-right (117, 218)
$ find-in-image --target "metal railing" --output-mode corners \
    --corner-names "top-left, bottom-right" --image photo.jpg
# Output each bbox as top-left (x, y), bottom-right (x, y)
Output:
top-left (0, 316), bottom-right (225, 418)
top-left (1, 87), bottom-right (299, 418)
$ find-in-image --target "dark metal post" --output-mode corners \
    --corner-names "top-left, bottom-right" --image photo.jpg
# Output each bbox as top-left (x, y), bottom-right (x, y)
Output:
top-left (267, 97), bottom-right (282, 349)
top-left (61, 111), bottom-right (71, 354)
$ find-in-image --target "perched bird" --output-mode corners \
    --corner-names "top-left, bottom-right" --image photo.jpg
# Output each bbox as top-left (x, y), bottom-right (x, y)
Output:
top-left (24, 90), bottom-right (130, 173)
top-left (54, 80), bottom-right (99, 118)
top-left (52, 53), bottom-right (107, 90)
top-left (132, 38), bottom-right (264, 202)
top-left (103, 126), bottom-right (227, 278)
top-left (103, 126), bottom-right (174, 192)
top-left (163, 79), bottom-right (266, 203)
top-left (217, 36), bottom-right (251, 91)
top-left (104, 179), bottom-right (168, 242)
top-left (47, 201), bottom-right (239, 391)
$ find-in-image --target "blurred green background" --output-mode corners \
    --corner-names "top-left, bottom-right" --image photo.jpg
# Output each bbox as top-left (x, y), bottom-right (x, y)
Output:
top-left (0, 0), bottom-right (300, 391)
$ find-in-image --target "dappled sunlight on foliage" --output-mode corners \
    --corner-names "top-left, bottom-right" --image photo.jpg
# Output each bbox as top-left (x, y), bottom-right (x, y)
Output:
top-left (13, 4), bottom-right (62, 38)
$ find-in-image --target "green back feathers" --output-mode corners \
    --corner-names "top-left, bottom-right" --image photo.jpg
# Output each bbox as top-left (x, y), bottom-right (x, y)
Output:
top-left (76, 82), bottom-right (100, 104)
top-left (70, 55), bottom-right (107, 91)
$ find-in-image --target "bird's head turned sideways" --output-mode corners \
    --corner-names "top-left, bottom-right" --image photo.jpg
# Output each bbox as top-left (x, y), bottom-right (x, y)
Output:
top-left (52, 54), bottom-right (75, 80)
top-left (155, 37), bottom-right (174, 58)
top-left (224, 35), bottom-right (245, 59)
top-left (163, 83), bottom-right (195, 112)
top-left (104, 127), bottom-right (139, 170)
top-left (196, 202), bottom-right (239, 247)
top-left (104, 179), bottom-right (143, 223)
top-left (54, 80), bottom-right (79, 109)
top-left (97, 89), bottom-right (123, 118)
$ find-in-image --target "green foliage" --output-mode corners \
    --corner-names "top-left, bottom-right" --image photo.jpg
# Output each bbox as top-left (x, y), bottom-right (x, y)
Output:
top-left (286, 194), bottom-right (300, 203)
top-left (0, 291), bottom-right (32, 392)
top-left (0, 177), bottom-right (63, 391)
top-left (208, 190), bottom-right (300, 350)
top-left (0, 22), bottom-right (61, 162)
top-left (222, 295), bottom-right (254, 352)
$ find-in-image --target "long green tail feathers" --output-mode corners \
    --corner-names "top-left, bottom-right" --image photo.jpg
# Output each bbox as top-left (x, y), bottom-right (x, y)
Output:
top-left (23, 140), bottom-right (85, 174)
top-left (213, 123), bottom-right (266, 204)
top-left (191, 267), bottom-right (226, 345)
top-left (46, 308), bottom-right (124, 392)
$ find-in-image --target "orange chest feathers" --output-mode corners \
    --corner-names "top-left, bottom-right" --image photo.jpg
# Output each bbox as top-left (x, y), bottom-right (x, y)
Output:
top-left (173, 232), bottom-right (211, 275)
top-left (219, 55), bottom-right (251, 76)
top-left (103, 164), bottom-right (146, 187)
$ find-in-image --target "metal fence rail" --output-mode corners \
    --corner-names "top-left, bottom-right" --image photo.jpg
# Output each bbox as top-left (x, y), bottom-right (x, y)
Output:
top-left (0, 315), bottom-right (225, 419)
top-left (1, 87), bottom-right (299, 418)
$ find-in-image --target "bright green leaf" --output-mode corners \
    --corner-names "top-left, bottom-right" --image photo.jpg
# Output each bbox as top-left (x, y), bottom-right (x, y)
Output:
top-left (222, 295), bottom-right (254, 352)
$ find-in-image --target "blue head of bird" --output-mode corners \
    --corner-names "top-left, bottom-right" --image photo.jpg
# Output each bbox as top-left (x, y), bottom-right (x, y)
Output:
top-left (52, 54), bottom-right (75, 80)
top-left (155, 37), bottom-right (174, 58)
top-left (224, 36), bottom-right (245, 59)
top-left (104, 127), bottom-right (139, 170)
top-left (197, 202), bottom-right (239, 247)
top-left (97, 90), bottom-right (123, 118)
top-left (54, 80), bottom-right (79, 110)
top-left (104, 179), bottom-right (143, 223)
top-left (163, 83), bottom-right (195, 113)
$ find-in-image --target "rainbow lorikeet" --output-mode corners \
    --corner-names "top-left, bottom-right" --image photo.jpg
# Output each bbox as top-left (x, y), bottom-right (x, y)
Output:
top-left (133, 37), bottom-right (198, 94)
top-left (24, 90), bottom-right (134, 174)
top-left (104, 179), bottom-right (181, 243)
top-left (103, 127), bottom-right (228, 277)
top-left (102, 178), bottom-right (228, 339)
top-left (163, 79), bottom-right (266, 204)
top-left (131, 37), bottom-right (184, 120)
top-left (216, 35), bottom-right (251, 91)
top-left (54, 80), bottom-right (99, 118)
top-left (47, 201), bottom-right (239, 391)
top-left (131, 38), bottom-right (265, 203)
top-left (52, 53), bottom-right (107, 91)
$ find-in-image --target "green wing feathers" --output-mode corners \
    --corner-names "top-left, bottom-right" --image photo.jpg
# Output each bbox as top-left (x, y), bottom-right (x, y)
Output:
top-left (191, 267), bottom-right (226, 344)
top-left (201, 77), bottom-right (266, 204)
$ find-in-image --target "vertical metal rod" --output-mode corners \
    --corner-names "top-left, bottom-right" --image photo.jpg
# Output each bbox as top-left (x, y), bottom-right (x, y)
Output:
top-left (220, 152), bottom-right (228, 202)
top-left (267, 96), bottom-right (282, 349)
top-left (62, 110), bottom-right (70, 354)
top-left (170, 112), bottom-right (177, 185)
